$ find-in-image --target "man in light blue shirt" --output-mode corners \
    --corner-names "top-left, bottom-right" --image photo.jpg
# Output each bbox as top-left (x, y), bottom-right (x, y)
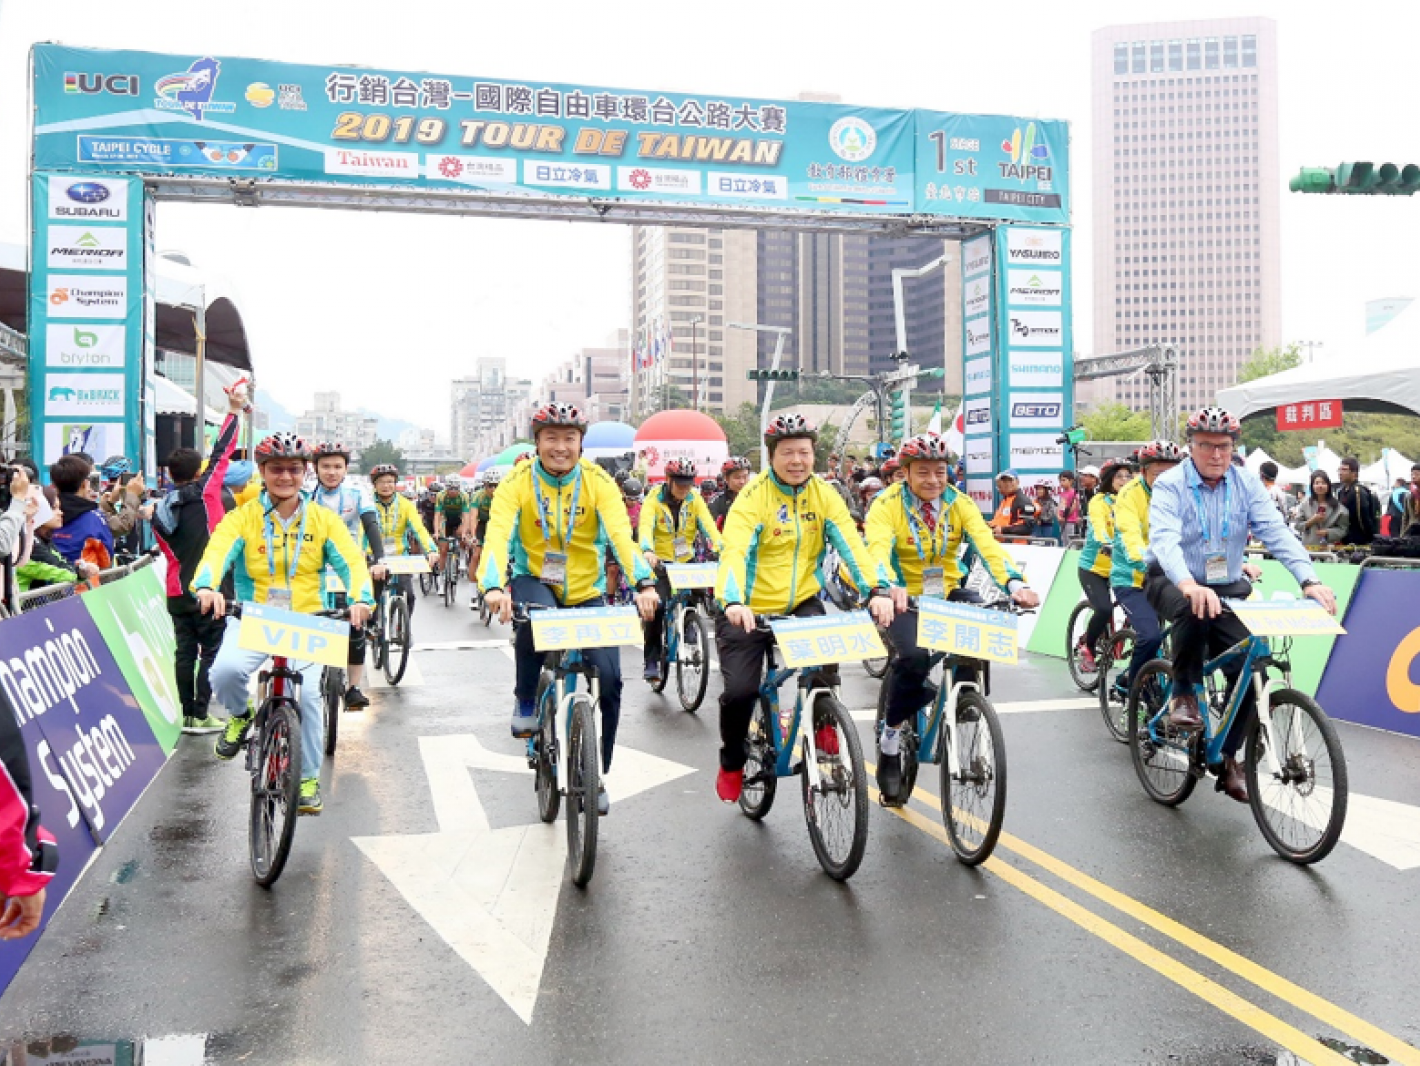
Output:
top-left (1145, 406), bottom-right (1338, 802)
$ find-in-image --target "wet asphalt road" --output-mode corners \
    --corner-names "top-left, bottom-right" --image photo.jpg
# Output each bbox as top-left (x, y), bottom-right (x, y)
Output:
top-left (2, 592), bottom-right (1419, 1066)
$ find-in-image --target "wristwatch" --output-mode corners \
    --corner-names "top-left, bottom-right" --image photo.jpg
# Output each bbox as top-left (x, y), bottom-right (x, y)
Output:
top-left (1299, 578), bottom-right (1321, 590)
top-left (635, 578), bottom-right (658, 592)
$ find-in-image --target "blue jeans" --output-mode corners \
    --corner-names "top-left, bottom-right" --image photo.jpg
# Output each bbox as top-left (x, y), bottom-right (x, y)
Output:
top-left (510, 574), bottom-right (623, 772)
top-left (209, 617), bottom-right (324, 780)
top-left (1114, 585), bottom-right (1163, 689)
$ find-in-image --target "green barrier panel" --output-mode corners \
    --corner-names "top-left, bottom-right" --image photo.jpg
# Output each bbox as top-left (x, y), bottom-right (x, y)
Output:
top-left (1025, 550), bottom-right (1083, 659)
top-left (80, 565), bottom-right (183, 754)
top-left (1024, 555), bottom-right (1361, 698)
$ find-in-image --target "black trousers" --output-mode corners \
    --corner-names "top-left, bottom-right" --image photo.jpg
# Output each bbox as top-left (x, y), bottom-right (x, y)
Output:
top-left (171, 609), bottom-right (228, 716)
top-left (1078, 569), bottom-right (1113, 649)
top-left (1145, 567), bottom-right (1256, 757)
top-left (714, 596), bottom-right (838, 772)
top-left (883, 588), bottom-right (982, 728)
top-left (642, 570), bottom-right (674, 662)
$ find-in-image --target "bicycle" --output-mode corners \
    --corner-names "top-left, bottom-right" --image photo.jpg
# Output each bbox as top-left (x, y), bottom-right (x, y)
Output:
top-left (646, 565), bottom-right (713, 713)
top-left (737, 614), bottom-right (868, 881)
top-left (821, 545), bottom-right (893, 678)
top-left (228, 602), bottom-right (349, 886)
top-left (439, 537), bottom-right (462, 608)
top-left (515, 603), bottom-right (630, 887)
top-left (1066, 598), bottom-right (1124, 693)
top-left (1126, 606), bottom-right (1348, 864)
top-left (369, 570), bottom-right (413, 686)
top-left (1098, 620), bottom-right (1175, 745)
top-left (873, 597), bottom-right (1019, 865)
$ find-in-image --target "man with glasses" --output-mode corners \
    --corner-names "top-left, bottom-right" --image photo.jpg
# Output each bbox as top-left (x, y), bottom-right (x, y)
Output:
top-left (1335, 456), bottom-right (1380, 547)
top-left (192, 433), bottom-right (373, 816)
top-left (1145, 406), bottom-right (1337, 803)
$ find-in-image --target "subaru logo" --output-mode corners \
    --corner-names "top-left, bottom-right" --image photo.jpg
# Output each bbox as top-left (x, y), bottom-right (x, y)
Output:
top-left (66, 182), bottom-right (110, 204)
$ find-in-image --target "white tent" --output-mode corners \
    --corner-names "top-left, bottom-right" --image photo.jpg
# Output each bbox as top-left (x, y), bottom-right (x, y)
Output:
top-left (1243, 446), bottom-right (1274, 475)
top-left (1217, 302), bottom-right (1420, 420)
top-left (1362, 449), bottom-right (1414, 486)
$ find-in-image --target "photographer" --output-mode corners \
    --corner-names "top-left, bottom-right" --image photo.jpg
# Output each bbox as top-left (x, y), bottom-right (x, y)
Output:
top-left (49, 454), bottom-right (114, 568)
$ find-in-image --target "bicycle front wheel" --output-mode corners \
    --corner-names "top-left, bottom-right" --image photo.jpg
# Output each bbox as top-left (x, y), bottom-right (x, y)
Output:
top-left (322, 667), bottom-right (343, 757)
top-left (249, 703), bottom-right (302, 886)
top-left (534, 674), bottom-right (559, 824)
top-left (1246, 689), bottom-right (1348, 865)
top-left (1128, 659), bottom-right (1197, 807)
top-left (675, 608), bottom-right (710, 713)
top-left (801, 692), bottom-right (868, 880)
top-left (940, 691), bottom-right (1006, 865)
top-left (739, 698), bottom-right (777, 820)
top-left (419, 570), bottom-right (432, 596)
top-left (565, 697), bottom-right (599, 887)
top-left (443, 565), bottom-right (457, 608)
top-left (1066, 601), bottom-right (1101, 693)
top-left (383, 597), bottom-right (411, 686)
top-left (1097, 628), bottom-right (1137, 744)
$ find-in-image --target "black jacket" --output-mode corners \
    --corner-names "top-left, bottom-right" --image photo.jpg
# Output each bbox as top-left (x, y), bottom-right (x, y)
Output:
top-left (153, 414), bottom-right (239, 613)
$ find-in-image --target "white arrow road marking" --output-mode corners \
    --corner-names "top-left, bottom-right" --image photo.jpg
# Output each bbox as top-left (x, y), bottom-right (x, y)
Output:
top-left (352, 734), bottom-right (693, 1024)
top-left (1258, 785), bottom-right (1420, 872)
top-left (367, 658), bottom-right (425, 689)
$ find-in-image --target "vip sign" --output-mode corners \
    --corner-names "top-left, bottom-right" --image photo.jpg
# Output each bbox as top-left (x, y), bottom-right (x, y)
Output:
top-left (1007, 351), bottom-right (1063, 388)
top-left (45, 275), bottom-right (128, 319)
top-left (1007, 310), bottom-right (1063, 348)
top-left (45, 323), bottom-right (126, 368)
top-left (43, 373), bottom-right (125, 417)
top-left (46, 225), bottom-right (128, 271)
top-left (1006, 269), bottom-right (1061, 306)
top-left (1004, 227), bottom-right (1062, 265)
top-left (964, 356), bottom-right (992, 397)
top-left (1009, 393), bottom-right (1064, 429)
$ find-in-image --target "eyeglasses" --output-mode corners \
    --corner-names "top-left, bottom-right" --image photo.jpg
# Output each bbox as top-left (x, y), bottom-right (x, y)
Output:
top-left (264, 463), bottom-right (306, 479)
top-left (1193, 441), bottom-right (1234, 455)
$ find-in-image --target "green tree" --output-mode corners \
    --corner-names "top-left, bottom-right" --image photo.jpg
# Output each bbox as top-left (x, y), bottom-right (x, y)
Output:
top-left (359, 438), bottom-right (405, 472)
top-left (1082, 402), bottom-right (1152, 441)
top-left (710, 403), bottom-right (764, 462)
top-left (1237, 342), bottom-right (1303, 384)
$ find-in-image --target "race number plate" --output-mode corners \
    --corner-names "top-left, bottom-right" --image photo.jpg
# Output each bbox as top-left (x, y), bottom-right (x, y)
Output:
top-left (531, 605), bottom-right (642, 651)
top-left (384, 554), bottom-right (431, 575)
top-left (238, 602), bottom-right (349, 668)
top-left (665, 563), bottom-right (717, 591)
top-left (916, 596), bottom-right (1019, 664)
top-left (770, 611), bottom-right (885, 668)
top-left (1225, 599), bottom-right (1345, 637)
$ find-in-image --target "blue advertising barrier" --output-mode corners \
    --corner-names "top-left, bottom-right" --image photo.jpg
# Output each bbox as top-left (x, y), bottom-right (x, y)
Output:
top-left (1316, 569), bottom-right (1420, 738)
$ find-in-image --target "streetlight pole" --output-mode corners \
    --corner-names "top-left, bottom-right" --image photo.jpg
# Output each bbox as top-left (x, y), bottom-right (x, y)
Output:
top-left (730, 322), bottom-right (793, 468)
top-left (690, 315), bottom-right (703, 411)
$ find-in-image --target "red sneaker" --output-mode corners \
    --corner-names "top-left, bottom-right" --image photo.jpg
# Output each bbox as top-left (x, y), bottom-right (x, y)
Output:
top-left (716, 768), bottom-right (743, 803)
top-left (815, 724), bottom-right (840, 757)
top-left (1077, 639), bottom-right (1097, 674)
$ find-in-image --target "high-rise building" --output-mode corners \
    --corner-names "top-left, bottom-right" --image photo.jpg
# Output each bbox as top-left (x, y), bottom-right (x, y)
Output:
top-left (536, 330), bottom-right (632, 423)
top-left (450, 358), bottom-right (517, 460)
top-left (293, 391), bottom-right (378, 458)
top-left (1091, 18), bottom-right (1281, 415)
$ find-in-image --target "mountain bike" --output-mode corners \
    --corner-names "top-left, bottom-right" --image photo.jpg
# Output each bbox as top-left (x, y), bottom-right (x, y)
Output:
top-left (873, 597), bottom-right (1020, 865)
top-left (821, 545), bottom-right (893, 678)
top-left (1127, 610), bottom-right (1348, 864)
top-left (647, 565), bottom-right (713, 713)
top-left (228, 602), bottom-right (349, 886)
top-left (1066, 598), bottom-right (1126, 693)
top-left (738, 614), bottom-right (868, 881)
top-left (369, 572), bottom-right (412, 686)
top-left (440, 537), bottom-right (462, 608)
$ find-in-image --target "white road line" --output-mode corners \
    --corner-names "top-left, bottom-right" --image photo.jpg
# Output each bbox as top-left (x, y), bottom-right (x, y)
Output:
top-left (368, 658), bottom-right (426, 689)
top-left (415, 639), bottom-right (512, 652)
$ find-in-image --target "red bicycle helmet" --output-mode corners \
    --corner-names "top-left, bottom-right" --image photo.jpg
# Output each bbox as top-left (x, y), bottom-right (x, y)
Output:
top-left (1186, 405), bottom-right (1241, 439)
top-left (369, 463), bottom-right (400, 482)
top-left (763, 413), bottom-right (817, 449)
top-left (722, 456), bottom-right (752, 476)
top-left (313, 440), bottom-right (351, 462)
top-left (529, 402), bottom-right (587, 436)
top-left (665, 458), bottom-right (697, 480)
top-left (1136, 440), bottom-right (1185, 467)
top-left (253, 432), bottom-right (312, 465)
top-left (897, 433), bottom-right (953, 465)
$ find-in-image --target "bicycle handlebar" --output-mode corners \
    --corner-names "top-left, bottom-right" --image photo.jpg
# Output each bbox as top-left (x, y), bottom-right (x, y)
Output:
top-left (223, 602), bottom-right (352, 622)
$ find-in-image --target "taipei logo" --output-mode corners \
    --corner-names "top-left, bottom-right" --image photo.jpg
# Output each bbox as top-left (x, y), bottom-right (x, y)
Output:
top-left (154, 57), bottom-right (235, 121)
top-left (998, 122), bottom-right (1052, 183)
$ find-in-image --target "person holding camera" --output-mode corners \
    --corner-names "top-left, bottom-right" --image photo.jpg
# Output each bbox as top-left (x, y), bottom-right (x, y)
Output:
top-left (49, 455), bottom-right (114, 567)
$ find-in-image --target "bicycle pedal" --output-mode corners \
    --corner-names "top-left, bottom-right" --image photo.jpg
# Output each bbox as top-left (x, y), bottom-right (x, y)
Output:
top-left (877, 791), bottom-right (906, 809)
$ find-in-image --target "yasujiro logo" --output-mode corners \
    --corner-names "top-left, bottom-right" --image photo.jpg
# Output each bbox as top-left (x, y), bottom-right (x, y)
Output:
top-left (963, 237), bottom-right (992, 278)
top-left (1005, 228), bottom-right (1063, 265)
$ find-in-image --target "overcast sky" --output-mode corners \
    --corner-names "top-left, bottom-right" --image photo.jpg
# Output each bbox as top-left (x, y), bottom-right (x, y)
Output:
top-left (2, 0), bottom-right (1416, 434)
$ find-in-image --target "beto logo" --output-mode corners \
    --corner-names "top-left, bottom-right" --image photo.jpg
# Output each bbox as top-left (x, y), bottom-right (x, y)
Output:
top-left (828, 117), bottom-right (876, 163)
top-left (1012, 402), bottom-right (1061, 419)
top-left (966, 407), bottom-right (991, 426)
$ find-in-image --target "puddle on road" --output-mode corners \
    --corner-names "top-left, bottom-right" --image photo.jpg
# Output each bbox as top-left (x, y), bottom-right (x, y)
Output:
top-left (1, 1034), bottom-right (207, 1065)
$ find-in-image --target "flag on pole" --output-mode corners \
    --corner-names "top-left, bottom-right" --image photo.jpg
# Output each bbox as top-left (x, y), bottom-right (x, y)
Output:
top-left (926, 398), bottom-right (943, 435)
top-left (943, 404), bottom-right (964, 457)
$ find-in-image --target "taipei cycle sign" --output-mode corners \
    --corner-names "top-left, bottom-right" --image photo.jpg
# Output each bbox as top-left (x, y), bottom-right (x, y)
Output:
top-left (27, 44), bottom-right (1072, 481)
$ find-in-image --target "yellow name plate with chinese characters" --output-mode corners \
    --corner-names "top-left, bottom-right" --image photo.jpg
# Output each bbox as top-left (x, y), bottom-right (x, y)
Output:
top-left (531, 605), bottom-right (643, 652)
top-left (665, 563), bottom-right (717, 591)
top-left (238, 602), bottom-right (349, 668)
top-left (770, 611), bottom-right (885, 668)
top-left (1225, 599), bottom-right (1345, 637)
top-left (383, 554), bottom-right (431, 575)
top-left (916, 597), bottom-right (1018, 664)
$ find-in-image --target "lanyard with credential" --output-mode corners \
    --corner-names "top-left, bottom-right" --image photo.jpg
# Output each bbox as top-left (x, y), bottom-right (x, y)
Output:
top-left (377, 496), bottom-right (401, 541)
top-left (533, 466), bottom-right (582, 549)
top-left (903, 491), bottom-right (946, 562)
top-left (1189, 472), bottom-right (1232, 548)
top-left (264, 501), bottom-right (310, 587)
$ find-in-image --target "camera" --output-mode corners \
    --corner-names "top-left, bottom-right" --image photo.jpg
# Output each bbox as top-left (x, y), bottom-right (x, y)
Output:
top-left (0, 463), bottom-right (14, 512)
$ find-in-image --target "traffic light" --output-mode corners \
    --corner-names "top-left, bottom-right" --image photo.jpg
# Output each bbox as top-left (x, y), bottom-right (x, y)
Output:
top-left (1291, 162), bottom-right (1420, 196)
top-left (746, 369), bottom-right (799, 381)
top-left (888, 388), bottom-right (907, 440)
top-left (918, 367), bottom-right (946, 381)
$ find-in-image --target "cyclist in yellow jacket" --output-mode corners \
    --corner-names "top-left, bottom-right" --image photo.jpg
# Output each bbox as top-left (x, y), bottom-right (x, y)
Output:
top-left (1073, 458), bottom-right (1135, 673)
top-left (481, 403), bottom-right (658, 815)
top-left (371, 462), bottom-right (436, 618)
top-left (713, 414), bottom-right (896, 803)
top-left (638, 457), bottom-right (723, 682)
top-left (864, 432), bottom-right (1038, 800)
top-left (193, 432), bottom-right (373, 815)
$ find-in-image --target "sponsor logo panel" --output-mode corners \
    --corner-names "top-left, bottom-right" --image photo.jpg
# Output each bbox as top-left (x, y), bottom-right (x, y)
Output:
top-left (154, 56), bottom-right (234, 121)
top-left (1005, 227), bottom-right (1063, 265)
top-left (966, 478), bottom-right (995, 510)
top-left (1009, 393), bottom-right (1064, 429)
top-left (1008, 433), bottom-right (1065, 470)
top-left (964, 276), bottom-right (991, 319)
top-left (43, 422), bottom-right (126, 466)
top-left (325, 148), bottom-right (421, 178)
top-left (48, 177), bottom-right (129, 221)
top-left (828, 117), bottom-right (876, 162)
top-left (962, 236), bottom-right (992, 278)
top-left (524, 160), bottom-right (612, 191)
top-left (45, 324), bottom-right (126, 369)
top-left (1007, 351), bottom-right (1064, 388)
top-left (43, 373), bottom-right (126, 418)
top-left (46, 226), bottom-right (128, 271)
top-left (79, 136), bottom-right (278, 170)
top-left (64, 72), bottom-right (139, 96)
top-left (1006, 269), bottom-right (1062, 306)
top-left (616, 166), bottom-right (703, 195)
top-left (964, 356), bottom-right (993, 396)
top-left (1008, 310), bottom-right (1063, 348)
top-left (964, 439), bottom-right (994, 473)
top-left (45, 275), bottom-right (128, 320)
top-left (427, 154), bottom-right (518, 184)
top-left (965, 316), bottom-right (992, 357)
top-left (964, 396), bottom-right (993, 434)
top-left (707, 172), bottom-right (787, 200)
